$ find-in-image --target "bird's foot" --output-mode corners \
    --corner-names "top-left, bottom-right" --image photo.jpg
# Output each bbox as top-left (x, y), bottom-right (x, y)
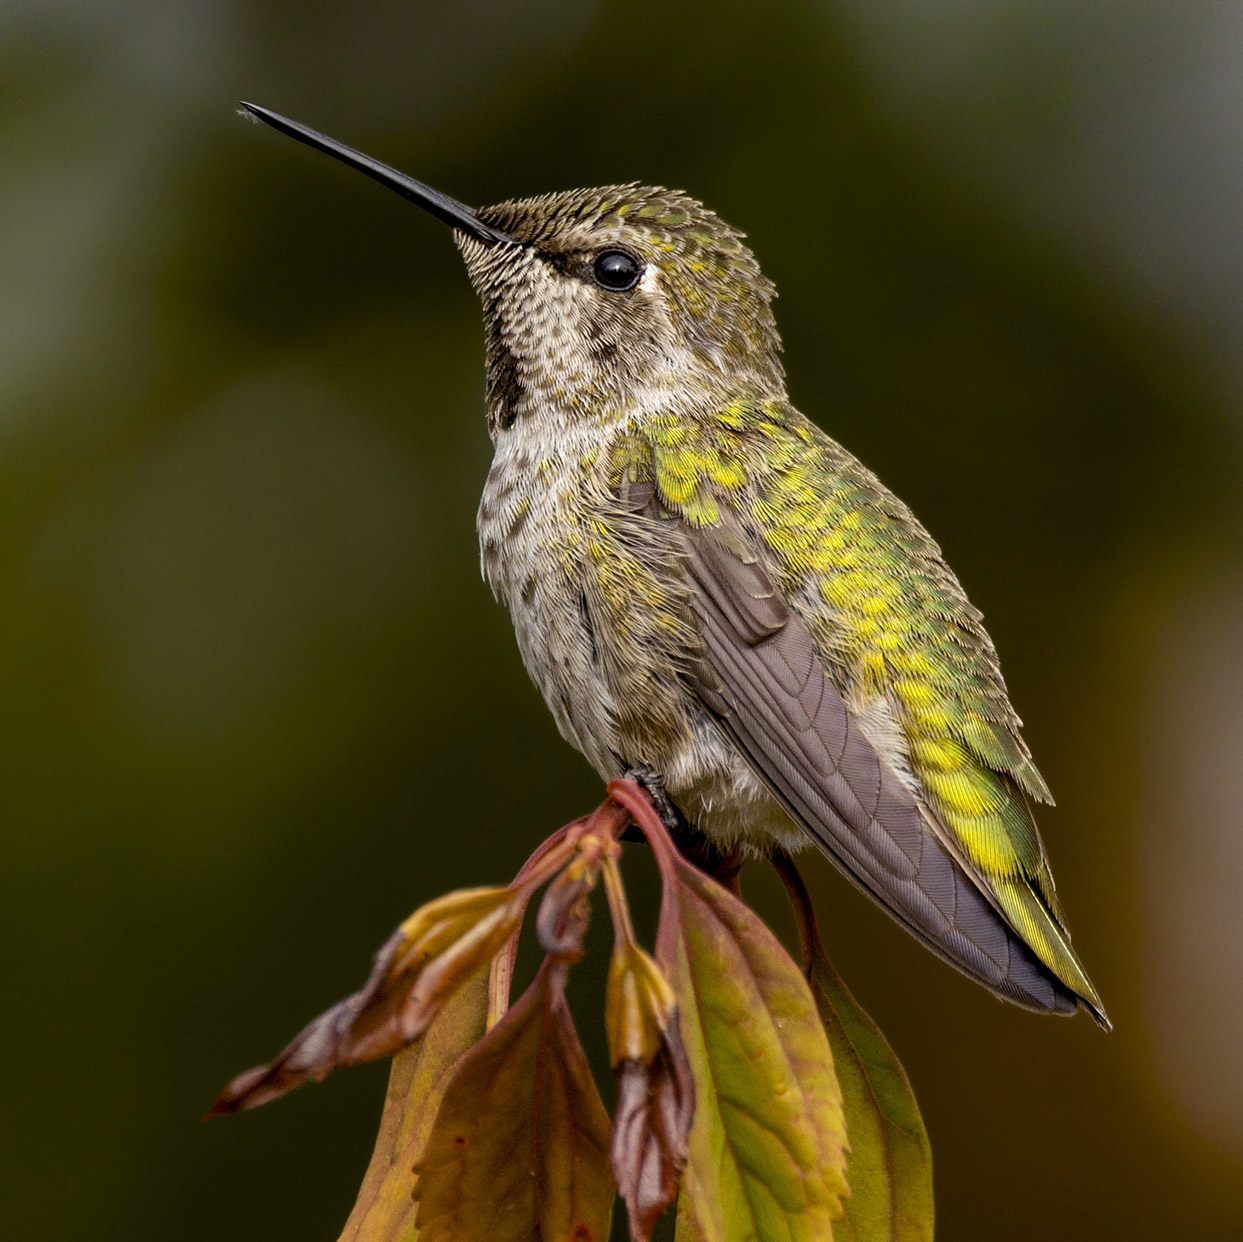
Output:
top-left (618, 766), bottom-right (742, 892)
top-left (621, 764), bottom-right (685, 836)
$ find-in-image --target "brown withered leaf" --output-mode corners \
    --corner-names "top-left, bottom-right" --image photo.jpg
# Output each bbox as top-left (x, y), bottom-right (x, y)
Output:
top-left (337, 967), bottom-right (489, 1242)
top-left (605, 937), bottom-right (693, 1240)
top-left (490, 824), bottom-right (580, 1023)
top-left (612, 1022), bottom-right (695, 1242)
top-left (212, 885), bottom-right (527, 1113)
top-left (414, 960), bottom-right (615, 1242)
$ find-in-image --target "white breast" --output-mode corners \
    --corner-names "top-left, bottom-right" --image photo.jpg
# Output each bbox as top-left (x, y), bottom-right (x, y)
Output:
top-left (476, 416), bottom-right (627, 776)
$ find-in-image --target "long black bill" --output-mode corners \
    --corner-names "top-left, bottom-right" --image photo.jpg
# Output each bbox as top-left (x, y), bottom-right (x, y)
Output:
top-left (239, 102), bottom-right (512, 246)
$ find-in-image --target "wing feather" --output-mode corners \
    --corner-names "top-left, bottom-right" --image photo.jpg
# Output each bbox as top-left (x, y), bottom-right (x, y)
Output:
top-left (682, 520), bottom-right (1084, 1016)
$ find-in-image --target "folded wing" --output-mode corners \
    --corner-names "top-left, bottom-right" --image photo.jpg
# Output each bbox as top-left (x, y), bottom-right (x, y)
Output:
top-left (682, 520), bottom-right (1094, 1018)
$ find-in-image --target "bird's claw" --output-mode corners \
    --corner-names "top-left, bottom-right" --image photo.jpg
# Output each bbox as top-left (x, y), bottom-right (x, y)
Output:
top-left (622, 764), bottom-right (685, 835)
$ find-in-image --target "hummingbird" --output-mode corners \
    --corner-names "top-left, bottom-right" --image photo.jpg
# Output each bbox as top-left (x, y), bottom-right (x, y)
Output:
top-left (240, 103), bottom-right (1108, 1028)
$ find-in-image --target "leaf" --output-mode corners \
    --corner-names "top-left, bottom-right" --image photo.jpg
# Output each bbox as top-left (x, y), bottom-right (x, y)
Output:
top-left (337, 967), bottom-right (490, 1242)
top-left (607, 940), bottom-right (694, 1241)
top-left (806, 928), bottom-right (934, 1241)
top-left (414, 961), bottom-right (614, 1242)
top-left (212, 884), bottom-right (528, 1112)
top-left (773, 853), bottom-right (934, 1242)
top-left (658, 854), bottom-right (848, 1242)
top-left (613, 1025), bottom-right (695, 1242)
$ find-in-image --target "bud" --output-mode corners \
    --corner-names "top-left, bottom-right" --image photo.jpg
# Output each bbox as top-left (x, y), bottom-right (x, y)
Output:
top-left (535, 855), bottom-right (598, 961)
top-left (605, 940), bottom-right (677, 1067)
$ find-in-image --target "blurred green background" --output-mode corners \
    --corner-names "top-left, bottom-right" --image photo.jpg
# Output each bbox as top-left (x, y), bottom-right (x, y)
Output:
top-left (3, 1), bottom-right (1243, 1238)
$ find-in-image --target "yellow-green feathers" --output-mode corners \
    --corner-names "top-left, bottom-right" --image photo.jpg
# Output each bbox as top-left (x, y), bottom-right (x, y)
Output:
top-left (632, 397), bottom-right (1103, 1016)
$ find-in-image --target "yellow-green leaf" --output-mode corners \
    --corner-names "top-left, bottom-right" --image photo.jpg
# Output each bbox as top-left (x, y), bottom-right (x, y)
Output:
top-left (337, 967), bottom-right (490, 1242)
top-left (658, 856), bottom-right (848, 1242)
top-left (773, 854), bottom-right (934, 1242)
top-left (808, 938), bottom-right (934, 1242)
top-left (414, 962), bottom-right (614, 1242)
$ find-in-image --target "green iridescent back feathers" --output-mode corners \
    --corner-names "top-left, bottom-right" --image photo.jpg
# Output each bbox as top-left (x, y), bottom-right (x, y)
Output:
top-left (609, 399), bottom-right (1101, 1013)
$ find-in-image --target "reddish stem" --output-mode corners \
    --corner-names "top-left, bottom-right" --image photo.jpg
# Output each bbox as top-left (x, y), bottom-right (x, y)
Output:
top-left (600, 852), bottom-right (636, 951)
top-left (606, 778), bottom-right (743, 894)
top-left (607, 780), bottom-right (680, 871)
top-left (489, 823), bottom-right (575, 1026)
top-left (488, 796), bottom-right (633, 1026)
top-left (768, 849), bottom-right (819, 972)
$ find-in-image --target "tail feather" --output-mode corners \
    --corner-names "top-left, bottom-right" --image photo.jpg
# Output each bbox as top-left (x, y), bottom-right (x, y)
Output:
top-left (995, 878), bottom-right (1110, 1029)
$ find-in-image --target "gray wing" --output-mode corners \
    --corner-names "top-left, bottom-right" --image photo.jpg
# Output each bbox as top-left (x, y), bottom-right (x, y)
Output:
top-left (682, 521), bottom-right (1077, 1015)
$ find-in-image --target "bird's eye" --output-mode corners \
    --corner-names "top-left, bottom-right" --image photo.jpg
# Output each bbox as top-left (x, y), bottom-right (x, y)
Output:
top-left (592, 249), bottom-right (643, 291)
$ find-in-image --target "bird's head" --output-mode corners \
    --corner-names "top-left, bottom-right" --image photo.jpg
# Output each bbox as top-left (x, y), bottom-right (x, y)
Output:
top-left (240, 105), bottom-right (784, 436)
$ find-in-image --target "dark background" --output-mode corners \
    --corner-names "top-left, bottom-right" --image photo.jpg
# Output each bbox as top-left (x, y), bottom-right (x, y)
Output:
top-left (3, 1), bottom-right (1242, 1238)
